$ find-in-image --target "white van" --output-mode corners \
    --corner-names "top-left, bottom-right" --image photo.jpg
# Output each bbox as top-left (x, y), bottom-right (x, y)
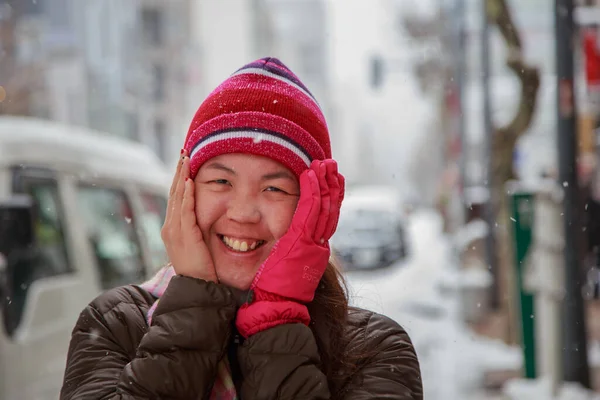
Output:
top-left (0, 116), bottom-right (171, 399)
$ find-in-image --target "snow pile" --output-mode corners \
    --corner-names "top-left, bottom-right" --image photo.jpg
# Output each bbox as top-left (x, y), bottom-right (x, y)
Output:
top-left (345, 209), bottom-right (523, 399)
top-left (452, 218), bottom-right (489, 253)
top-left (504, 377), bottom-right (600, 400)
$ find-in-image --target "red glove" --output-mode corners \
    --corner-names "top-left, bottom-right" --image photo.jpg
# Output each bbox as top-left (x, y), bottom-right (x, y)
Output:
top-left (236, 159), bottom-right (345, 338)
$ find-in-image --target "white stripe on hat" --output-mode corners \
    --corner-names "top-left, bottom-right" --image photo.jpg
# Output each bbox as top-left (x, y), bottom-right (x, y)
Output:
top-left (229, 68), bottom-right (321, 109)
top-left (190, 130), bottom-right (312, 167)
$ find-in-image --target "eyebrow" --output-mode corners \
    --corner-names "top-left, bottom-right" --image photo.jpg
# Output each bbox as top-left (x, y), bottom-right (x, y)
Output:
top-left (261, 171), bottom-right (295, 182)
top-left (206, 162), bottom-right (235, 174)
top-left (205, 162), bottom-right (295, 181)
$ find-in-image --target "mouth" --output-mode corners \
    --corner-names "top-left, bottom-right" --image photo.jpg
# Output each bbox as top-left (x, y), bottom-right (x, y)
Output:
top-left (218, 234), bottom-right (266, 253)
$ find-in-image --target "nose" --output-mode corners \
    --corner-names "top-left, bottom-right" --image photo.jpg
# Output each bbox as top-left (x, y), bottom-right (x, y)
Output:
top-left (226, 195), bottom-right (261, 224)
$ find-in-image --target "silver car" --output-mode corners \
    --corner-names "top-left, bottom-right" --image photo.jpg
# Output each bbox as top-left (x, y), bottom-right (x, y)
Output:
top-left (332, 209), bottom-right (407, 270)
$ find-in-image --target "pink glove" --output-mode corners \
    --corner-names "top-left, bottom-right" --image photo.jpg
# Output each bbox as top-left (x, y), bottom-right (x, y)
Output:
top-left (236, 159), bottom-right (345, 338)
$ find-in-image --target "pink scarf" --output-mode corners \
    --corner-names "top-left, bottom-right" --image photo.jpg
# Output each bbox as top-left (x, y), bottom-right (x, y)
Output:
top-left (139, 266), bottom-right (238, 400)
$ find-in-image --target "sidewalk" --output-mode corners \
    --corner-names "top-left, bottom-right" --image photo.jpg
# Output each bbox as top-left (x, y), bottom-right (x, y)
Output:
top-left (344, 210), bottom-right (523, 399)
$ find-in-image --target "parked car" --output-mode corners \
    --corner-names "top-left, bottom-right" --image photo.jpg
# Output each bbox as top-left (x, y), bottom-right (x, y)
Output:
top-left (332, 186), bottom-right (409, 270)
top-left (0, 116), bottom-right (170, 400)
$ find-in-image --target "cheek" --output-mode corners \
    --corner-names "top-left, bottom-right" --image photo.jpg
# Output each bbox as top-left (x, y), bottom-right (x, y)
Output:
top-left (263, 198), bottom-right (299, 239)
top-left (194, 188), bottom-right (224, 232)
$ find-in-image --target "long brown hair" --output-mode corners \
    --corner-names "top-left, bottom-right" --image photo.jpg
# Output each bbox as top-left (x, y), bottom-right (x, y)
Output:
top-left (307, 258), bottom-right (354, 397)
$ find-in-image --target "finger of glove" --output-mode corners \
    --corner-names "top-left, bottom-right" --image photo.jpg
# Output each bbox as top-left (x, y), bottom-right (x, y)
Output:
top-left (293, 168), bottom-right (321, 234)
top-left (338, 171), bottom-right (346, 206)
top-left (313, 161), bottom-right (331, 243)
top-left (329, 171), bottom-right (345, 238)
top-left (323, 160), bottom-right (342, 240)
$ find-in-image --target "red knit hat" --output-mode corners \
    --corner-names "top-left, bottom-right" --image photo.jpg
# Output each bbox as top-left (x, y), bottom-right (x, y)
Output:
top-left (184, 57), bottom-right (331, 179)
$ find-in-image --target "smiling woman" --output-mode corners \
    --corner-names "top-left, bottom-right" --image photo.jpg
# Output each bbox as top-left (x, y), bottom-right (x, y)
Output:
top-left (194, 153), bottom-right (300, 289)
top-left (60, 57), bottom-right (423, 400)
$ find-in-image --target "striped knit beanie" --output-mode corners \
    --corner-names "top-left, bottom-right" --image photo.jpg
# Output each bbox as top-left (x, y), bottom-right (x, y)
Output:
top-left (184, 57), bottom-right (331, 179)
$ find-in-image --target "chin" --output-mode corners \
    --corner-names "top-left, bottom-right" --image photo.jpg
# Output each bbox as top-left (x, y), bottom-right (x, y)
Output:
top-left (216, 272), bottom-right (255, 290)
top-left (212, 257), bottom-right (261, 290)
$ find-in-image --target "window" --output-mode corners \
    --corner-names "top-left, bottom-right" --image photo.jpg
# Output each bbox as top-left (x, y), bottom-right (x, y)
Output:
top-left (140, 192), bottom-right (168, 272)
top-left (153, 64), bottom-right (166, 101)
top-left (76, 185), bottom-right (145, 289)
top-left (7, 168), bottom-right (71, 335)
top-left (45, 0), bottom-right (70, 28)
top-left (141, 8), bottom-right (163, 46)
top-left (12, 0), bottom-right (43, 16)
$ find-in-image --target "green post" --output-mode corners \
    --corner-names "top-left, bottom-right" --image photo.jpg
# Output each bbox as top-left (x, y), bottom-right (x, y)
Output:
top-left (507, 184), bottom-right (536, 379)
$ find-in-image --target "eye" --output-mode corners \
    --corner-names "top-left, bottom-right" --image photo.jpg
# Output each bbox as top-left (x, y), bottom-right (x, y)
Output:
top-left (211, 179), bottom-right (231, 186)
top-left (264, 186), bottom-right (286, 193)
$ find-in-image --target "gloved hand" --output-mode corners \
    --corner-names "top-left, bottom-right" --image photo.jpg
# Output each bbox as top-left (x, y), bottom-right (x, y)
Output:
top-left (236, 159), bottom-right (345, 338)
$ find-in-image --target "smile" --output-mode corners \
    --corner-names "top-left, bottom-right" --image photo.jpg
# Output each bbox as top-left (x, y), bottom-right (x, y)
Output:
top-left (219, 235), bottom-right (266, 253)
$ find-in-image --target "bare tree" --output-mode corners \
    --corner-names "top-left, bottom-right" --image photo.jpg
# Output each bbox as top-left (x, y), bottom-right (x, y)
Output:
top-left (487, 0), bottom-right (541, 189)
top-left (485, 0), bottom-right (540, 343)
top-left (402, 0), bottom-right (541, 342)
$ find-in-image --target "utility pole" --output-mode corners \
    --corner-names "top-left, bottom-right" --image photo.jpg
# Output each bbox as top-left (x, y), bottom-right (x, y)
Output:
top-left (555, 0), bottom-right (591, 388)
top-left (481, 0), bottom-right (500, 310)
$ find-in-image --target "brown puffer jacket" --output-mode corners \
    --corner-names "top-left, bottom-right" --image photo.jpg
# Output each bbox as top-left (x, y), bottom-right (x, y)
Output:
top-left (60, 276), bottom-right (423, 399)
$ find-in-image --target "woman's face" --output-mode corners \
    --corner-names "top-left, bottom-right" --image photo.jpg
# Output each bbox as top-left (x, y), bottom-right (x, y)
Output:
top-left (194, 153), bottom-right (300, 289)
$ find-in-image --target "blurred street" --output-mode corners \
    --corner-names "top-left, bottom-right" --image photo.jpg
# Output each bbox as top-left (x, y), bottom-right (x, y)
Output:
top-left (345, 210), bottom-right (600, 399)
top-left (345, 210), bottom-right (521, 399)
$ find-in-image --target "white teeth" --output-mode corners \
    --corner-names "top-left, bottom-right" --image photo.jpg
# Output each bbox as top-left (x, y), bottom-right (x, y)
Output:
top-left (222, 236), bottom-right (262, 252)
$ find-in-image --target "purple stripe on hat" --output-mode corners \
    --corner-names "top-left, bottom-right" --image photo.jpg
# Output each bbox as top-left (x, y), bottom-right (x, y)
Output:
top-left (265, 61), bottom-right (308, 86)
top-left (266, 57), bottom-right (288, 69)
top-left (236, 58), bottom-right (317, 102)
top-left (236, 60), bottom-right (269, 71)
top-left (265, 60), bottom-right (303, 79)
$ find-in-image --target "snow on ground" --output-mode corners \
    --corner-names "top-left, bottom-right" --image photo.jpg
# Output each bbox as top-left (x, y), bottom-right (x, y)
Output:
top-left (344, 208), bottom-right (600, 399)
top-left (343, 209), bottom-right (522, 399)
top-left (503, 377), bottom-right (600, 400)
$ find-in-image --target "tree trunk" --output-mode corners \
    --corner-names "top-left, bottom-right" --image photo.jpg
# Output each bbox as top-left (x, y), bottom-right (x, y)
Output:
top-left (487, 0), bottom-right (541, 343)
